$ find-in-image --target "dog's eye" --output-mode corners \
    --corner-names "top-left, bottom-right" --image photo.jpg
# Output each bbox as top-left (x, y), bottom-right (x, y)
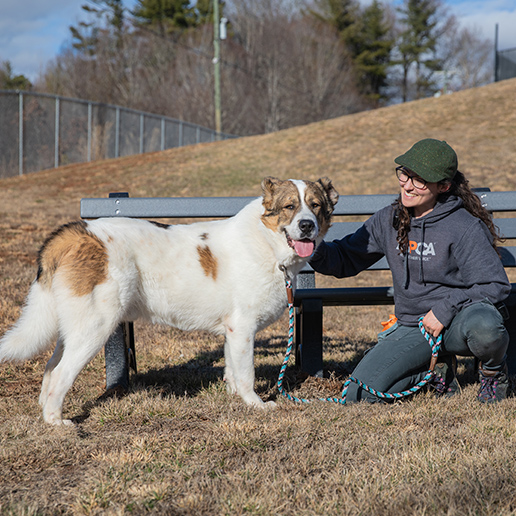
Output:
top-left (284, 204), bottom-right (295, 210)
top-left (311, 202), bottom-right (320, 209)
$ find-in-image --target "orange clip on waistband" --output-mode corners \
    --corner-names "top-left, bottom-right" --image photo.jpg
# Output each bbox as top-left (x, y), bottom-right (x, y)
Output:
top-left (381, 314), bottom-right (397, 331)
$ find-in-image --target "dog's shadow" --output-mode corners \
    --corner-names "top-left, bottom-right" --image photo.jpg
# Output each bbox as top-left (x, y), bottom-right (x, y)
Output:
top-left (74, 338), bottom-right (483, 424)
top-left (74, 337), bottom-right (293, 424)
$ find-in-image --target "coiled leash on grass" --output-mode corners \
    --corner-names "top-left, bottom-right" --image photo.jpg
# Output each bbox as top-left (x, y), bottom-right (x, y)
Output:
top-left (277, 278), bottom-right (442, 405)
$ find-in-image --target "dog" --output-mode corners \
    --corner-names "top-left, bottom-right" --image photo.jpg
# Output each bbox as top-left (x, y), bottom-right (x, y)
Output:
top-left (0, 177), bottom-right (339, 425)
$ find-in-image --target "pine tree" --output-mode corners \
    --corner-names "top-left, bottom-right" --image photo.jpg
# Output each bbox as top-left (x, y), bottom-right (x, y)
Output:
top-left (131, 0), bottom-right (195, 36)
top-left (0, 61), bottom-right (32, 90)
top-left (352, 0), bottom-right (393, 105)
top-left (311, 0), bottom-right (360, 42)
top-left (195, 0), bottom-right (213, 23)
top-left (70, 10), bottom-right (99, 56)
top-left (309, 0), bottom-right (393, 104)
top-left (397, 0), bottom-right (442, 101)
top-left (70, 1), bottom-right (125, 55)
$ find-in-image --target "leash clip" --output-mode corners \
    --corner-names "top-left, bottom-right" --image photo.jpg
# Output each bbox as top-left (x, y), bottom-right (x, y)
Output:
top-left (279, 265), bottom-right (294, 305)
top-left (286, 281), bottom-right (294, 305)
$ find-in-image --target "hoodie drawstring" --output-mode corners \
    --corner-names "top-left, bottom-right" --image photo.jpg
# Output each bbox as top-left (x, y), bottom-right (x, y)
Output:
top-left (403, 252), bottom-right (409, 289)
top-left (403, 219), bottom-right (427, 289)
top-left (420, 219), bottom-right (426, 285)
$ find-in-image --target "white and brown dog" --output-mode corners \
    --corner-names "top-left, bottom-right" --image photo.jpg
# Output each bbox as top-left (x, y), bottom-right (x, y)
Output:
top-left (0, 177), bottom-right (339, 425)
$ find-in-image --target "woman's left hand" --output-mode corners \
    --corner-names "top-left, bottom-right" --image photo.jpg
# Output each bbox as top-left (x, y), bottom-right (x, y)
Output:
top-left (422, 310), bottom-right (444, 338)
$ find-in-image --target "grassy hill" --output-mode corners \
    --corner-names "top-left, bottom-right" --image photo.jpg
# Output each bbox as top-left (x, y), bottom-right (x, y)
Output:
top-left (2, 77), bottom-right (516, 204)
top-left (1, 78), bottom-right (516, 515)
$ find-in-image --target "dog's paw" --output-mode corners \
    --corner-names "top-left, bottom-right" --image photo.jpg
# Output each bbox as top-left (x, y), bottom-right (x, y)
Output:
top-left (224, 380), bottom-right (238, 395)
top-left (44, 413), bottom-right (74, 426)
top-left (252, 399), bottom-right (277, 410)
top-left (48, 418), bottom-right (74, 426)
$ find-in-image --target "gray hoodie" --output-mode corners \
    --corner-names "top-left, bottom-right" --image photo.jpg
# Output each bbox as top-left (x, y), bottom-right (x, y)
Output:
top-left (310, 195), bottom-right (511, 327)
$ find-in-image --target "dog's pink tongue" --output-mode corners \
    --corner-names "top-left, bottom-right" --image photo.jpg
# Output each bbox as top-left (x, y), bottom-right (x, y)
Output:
top-left (293, 240), bottom-right (315, 258)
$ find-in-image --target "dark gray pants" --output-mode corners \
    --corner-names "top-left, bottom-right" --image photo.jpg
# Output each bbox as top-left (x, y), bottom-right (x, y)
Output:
top-left (345, 300), bottom-right (509, 403)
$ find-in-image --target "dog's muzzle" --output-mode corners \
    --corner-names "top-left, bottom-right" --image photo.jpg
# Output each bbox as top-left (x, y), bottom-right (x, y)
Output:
top-left (286, 218), bottom-right (317, 258)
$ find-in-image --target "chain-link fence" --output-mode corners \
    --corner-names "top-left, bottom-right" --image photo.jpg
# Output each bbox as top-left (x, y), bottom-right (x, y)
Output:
top-left (496, 47), bottom-right (516, 82)
top-left (0, 90), bottom-right (237, 178)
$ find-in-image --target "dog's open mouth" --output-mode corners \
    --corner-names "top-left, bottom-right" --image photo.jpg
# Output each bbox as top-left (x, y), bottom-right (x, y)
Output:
top-left (286, 234), bottom-right (315, 258)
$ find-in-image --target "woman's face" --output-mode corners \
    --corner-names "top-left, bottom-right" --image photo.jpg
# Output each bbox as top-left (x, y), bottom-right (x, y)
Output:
top-left (397, 167), bottom-right (450, 218)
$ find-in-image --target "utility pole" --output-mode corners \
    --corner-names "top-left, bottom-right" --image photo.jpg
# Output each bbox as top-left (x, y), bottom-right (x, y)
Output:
top-left (213, 0), bottom-right (222, 136)
top-left (494, 23), bottom-right (499, 82)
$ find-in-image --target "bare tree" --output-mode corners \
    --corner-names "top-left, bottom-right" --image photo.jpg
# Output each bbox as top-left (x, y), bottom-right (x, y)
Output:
top-left (226, 0), bottom-right (364, 133)
top-left (437, 22), bottom-right (493, 91)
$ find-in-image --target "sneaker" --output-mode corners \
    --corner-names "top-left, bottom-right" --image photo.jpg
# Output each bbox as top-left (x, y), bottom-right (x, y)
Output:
top-left (429, 355), bottom-right (460, 397)
top-left (478, 363), bottom-right (509, 403)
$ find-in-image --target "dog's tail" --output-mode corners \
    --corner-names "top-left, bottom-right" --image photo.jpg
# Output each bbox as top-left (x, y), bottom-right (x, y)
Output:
top-left (0, 281), bottom-right (58, 362)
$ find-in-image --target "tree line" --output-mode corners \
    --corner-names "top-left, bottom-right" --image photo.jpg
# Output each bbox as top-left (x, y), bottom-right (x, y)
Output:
top-left (2, 0), bottom-right (493, 136)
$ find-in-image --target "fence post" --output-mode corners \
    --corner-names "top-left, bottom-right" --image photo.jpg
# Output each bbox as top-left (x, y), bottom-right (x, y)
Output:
top-left (161, 117), bottom-right (165, 151)
top-left (18, 92), bottom-right (23, 176)
top-left (115, 106), bottom-right (120, 158)
top-left (495, 23), bottom-right (499, 82)
top-left (54, 96), bottom-right (60, 168)
top-left (87, 102), bottom-right (92, 162)
top-left (139, 113), bottom-right (144, 154)
top-left (179, 120), bottom-right (183, 147)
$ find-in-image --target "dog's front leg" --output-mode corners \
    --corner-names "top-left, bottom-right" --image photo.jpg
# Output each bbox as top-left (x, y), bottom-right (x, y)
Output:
top-left (224, 326), bottom-right (276, 409)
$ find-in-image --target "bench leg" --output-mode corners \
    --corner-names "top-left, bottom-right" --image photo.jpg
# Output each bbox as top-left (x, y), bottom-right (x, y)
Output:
top-left (104, 322), bottom-right (136, 392)
top-left (505, 306), bottom-right (516, 376)
top-left (296, 299), bottom-right (324, 378)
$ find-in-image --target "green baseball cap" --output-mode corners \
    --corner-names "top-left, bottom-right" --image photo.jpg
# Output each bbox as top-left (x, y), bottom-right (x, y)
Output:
top-left (394, 138), bottom-right (458, 182)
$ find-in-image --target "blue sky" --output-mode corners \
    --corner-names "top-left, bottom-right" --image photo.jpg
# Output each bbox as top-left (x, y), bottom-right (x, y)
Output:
top-left (1, 0), bottom-right (515, 82)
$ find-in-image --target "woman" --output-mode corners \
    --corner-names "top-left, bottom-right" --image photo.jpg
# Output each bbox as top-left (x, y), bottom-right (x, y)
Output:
top-left (310, 138), bottom-right (511, 403)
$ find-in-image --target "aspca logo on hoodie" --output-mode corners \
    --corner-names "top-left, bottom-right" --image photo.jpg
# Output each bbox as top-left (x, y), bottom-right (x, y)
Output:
top-left (408, 240), bottom-right (436, 256)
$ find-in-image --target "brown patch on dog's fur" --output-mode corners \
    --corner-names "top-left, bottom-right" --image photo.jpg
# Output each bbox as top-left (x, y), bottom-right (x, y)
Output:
top-left (304, 178), bottom-right (339, 234)
top-left (197, 245), bottom-right (218, 280)
top-left (260, 178), bottom-right (300, 232)
top-left (37, 221), bottom-right (108, 296)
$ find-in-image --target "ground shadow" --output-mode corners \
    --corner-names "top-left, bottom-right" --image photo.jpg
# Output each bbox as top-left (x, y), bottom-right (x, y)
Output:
top-left (73, 337), bottom-right (484, 423)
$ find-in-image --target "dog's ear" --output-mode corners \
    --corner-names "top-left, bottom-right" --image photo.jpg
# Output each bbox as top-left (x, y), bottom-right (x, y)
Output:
top-left (317, 177), bottom-right (339, 210)
top-left (261, 177), bottom-right (282, 210)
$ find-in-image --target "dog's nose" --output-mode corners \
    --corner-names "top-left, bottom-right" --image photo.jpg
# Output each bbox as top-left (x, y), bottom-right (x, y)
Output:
top-left (299, 219), bottom-right (315, 237)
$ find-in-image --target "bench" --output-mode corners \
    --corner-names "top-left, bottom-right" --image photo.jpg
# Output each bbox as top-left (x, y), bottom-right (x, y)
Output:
top-left (80, 189), bottom-right (516, 391)
top-left (293, 189), bottom-right (516, 378)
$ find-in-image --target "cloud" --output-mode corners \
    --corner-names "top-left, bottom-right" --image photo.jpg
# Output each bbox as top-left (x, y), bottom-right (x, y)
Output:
top-left (430, 0), bottom-right (516, 50)
top-left (0, 0), bottom-right (84, 80)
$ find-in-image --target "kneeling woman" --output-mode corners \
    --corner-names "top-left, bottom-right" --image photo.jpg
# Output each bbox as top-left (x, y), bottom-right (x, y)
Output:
top-left (311, 139), bottom-right (511, 403)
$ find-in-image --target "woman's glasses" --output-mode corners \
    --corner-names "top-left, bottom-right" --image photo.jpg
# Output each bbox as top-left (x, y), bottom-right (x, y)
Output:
top-left (395, 166), bottom-right (428, 190)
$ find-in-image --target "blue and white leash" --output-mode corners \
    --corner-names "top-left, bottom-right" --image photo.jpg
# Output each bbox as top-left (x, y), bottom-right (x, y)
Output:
top-left (277, 278), bottom-right (442, 404)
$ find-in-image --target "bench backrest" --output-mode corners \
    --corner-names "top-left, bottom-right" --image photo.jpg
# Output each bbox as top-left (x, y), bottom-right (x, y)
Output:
top-left (80, 195), bottom-right (258, 219)
top-left (80, 190), bottom-right (516, 269)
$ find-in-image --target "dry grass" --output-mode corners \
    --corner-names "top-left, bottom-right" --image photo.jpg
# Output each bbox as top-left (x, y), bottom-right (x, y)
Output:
top-left (2, 79), bottom-right (516, 515)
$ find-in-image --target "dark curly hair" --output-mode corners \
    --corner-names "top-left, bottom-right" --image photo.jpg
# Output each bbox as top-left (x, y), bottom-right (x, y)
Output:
top-left (393, 171), bottom-right (502, 254)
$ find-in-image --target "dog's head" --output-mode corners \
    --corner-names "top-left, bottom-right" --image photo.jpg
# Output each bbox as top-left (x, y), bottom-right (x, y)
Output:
top-left (260, 177), bottom-right (339, 259)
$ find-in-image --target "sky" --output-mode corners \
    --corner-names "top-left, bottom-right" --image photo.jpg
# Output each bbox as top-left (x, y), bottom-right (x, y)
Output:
top-left (1, 0), bottom-right (516, 83)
